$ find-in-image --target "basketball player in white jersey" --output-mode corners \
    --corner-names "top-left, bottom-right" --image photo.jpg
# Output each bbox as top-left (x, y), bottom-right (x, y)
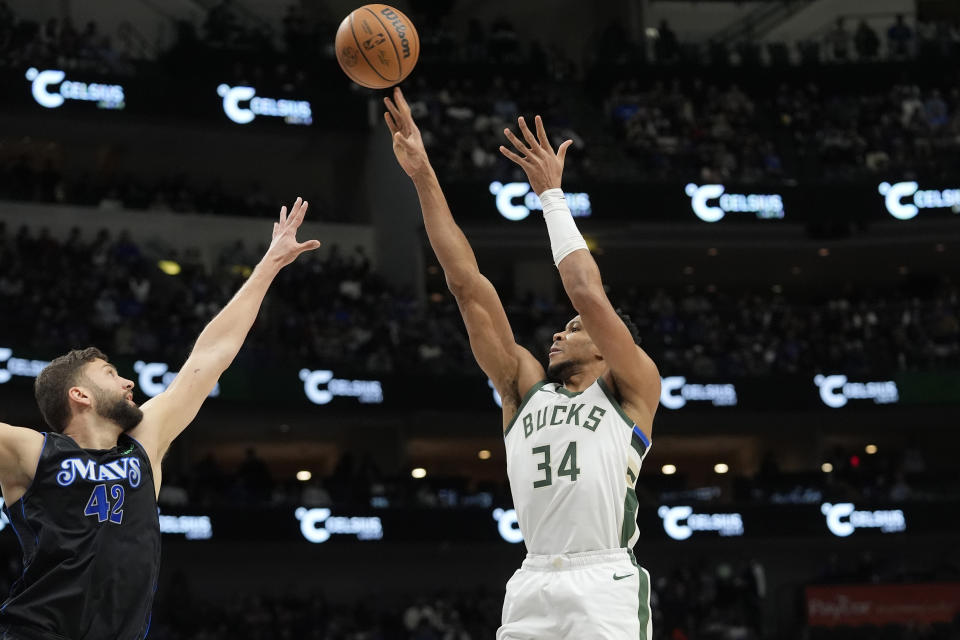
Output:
top-left (385, 87), bottom-right (661, 639)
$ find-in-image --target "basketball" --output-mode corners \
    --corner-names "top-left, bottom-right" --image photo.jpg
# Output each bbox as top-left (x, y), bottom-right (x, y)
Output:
top-left (335, 4), bottom-right (420, 89)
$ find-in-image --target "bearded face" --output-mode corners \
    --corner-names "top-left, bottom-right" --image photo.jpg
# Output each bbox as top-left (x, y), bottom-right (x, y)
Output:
top-left (92, 385), bottom-right (143, 432)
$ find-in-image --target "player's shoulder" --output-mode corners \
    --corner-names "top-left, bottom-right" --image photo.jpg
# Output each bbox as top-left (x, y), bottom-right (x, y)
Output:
top-left (0, 422), bottom-right (46, 449)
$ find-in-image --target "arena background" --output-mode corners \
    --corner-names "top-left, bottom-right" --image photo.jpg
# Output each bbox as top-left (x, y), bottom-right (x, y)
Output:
top-left (1, 0), bottom-right (959, 637)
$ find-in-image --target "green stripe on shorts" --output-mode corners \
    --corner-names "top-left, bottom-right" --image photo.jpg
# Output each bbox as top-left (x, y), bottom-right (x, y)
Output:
top-left (629, 551), bottom-right (651, 640)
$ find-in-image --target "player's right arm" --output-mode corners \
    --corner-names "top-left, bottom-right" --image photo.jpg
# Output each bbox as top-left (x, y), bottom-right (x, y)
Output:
top-left (0, 423), bottom-right (45, 506)
top-left (384, 88), bottom-right (545, 421)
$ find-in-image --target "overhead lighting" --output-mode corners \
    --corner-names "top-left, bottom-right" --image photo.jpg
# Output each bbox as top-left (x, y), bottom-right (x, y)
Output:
top-left (714, 463), bottom-right (729, 474)
top-left (865, 444), bottom-right (878, 455)
top-left (411, 467), bottom-right (427, 479)
top-left (296, 470), bottom-right (312, 482)
top-left (157, 259), bottom-right (181, 275)
top-left (821, 462), bottom-right (833, 473)
top-left (661, 464), bottom-right (677, 475)
top-left (478, 449), bottom-right (492, 460)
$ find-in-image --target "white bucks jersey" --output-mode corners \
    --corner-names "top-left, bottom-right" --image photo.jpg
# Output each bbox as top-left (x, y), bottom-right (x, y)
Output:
top-left (504, 378), bottom-right (651, 554)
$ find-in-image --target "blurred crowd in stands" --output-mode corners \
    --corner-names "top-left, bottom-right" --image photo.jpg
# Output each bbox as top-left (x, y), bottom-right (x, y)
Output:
top-left (2, 224), bottom-right (956, 381)
top-left (0, 551), bottom-right (950, 639)
top-left (2, 3), bottom-right (960, 201)
top-left (159, 439), bottom-right (953, 512)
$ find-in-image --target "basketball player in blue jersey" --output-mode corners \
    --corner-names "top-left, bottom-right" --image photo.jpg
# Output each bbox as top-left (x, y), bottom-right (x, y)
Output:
top-left (385, 87), bottom-right (661, 639)
top-left (0, 198), bottom-right (319, 639)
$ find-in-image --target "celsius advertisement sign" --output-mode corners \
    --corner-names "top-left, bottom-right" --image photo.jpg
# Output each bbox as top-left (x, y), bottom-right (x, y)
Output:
top-left (25, 67), bottom-right (125, 110)
top-left (217, 84), bottom-right (312, 125)
top-left (684, 183), bottom-right (785, 222)
top-left (488, 181), bottom-right (592, 221)
top-left (878, 181), bottom-right (960, 220)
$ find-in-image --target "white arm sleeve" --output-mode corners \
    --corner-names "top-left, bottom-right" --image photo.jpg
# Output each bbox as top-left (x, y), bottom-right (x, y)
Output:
top-left (539, 188), bottom-right (588, 266)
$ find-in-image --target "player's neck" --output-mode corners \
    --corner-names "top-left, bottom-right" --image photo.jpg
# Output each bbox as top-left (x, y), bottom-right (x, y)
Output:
top-left (62, 414), bottom-right (124, 450)
top-left (561, 366), bottom-right (603, 393)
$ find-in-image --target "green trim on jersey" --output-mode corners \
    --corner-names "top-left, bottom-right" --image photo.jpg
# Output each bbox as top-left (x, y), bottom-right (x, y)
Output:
top-left (620, 486), bottom-right (639, 548)
top-left (630, 434), bottom-right (648, 458)
top-left (503, 380), bottom-right (549, 437)
top-left (629, 551), bottom-right (652, 640)
top-left (553, 384), bottom-right (585, 398)
top-left (597, 377), bottom-right (639, 431)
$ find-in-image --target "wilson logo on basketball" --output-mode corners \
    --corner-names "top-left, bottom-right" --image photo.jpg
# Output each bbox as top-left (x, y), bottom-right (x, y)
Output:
top-left (380, 7), bottom-right (412, 58)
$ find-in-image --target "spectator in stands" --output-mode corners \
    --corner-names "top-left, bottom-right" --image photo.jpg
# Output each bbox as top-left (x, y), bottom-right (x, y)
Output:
top-left (654, 20), bottom-right (680, 63)
top-left (825, 18), bottom-right (852, 62)
top-left (854, 19), bottom-right (881, 60)
top-left (887, 14), bottom-right (913, 59)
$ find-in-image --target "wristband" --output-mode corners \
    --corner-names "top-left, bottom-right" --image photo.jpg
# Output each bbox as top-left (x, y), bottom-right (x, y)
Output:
top-left (540, 188), bottom-right (588, 265)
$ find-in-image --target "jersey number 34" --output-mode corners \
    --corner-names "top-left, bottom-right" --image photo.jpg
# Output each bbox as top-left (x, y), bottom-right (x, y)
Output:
top-left (531, 441), bottom-right (580, 488)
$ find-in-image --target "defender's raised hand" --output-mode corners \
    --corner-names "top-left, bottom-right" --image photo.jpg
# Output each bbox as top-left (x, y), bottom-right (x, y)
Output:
top-left (500, 115), bottom-right (573, 195)
top-left (384, 87), bottom-right (430, 179)
top-left (267, 196), bottom-right (321, 268)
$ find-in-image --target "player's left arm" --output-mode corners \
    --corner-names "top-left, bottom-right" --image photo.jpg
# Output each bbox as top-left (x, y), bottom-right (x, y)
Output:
top-left (500, 115), bottom-right (661, 434)
top-left (555, 252), bottom-right (661, 432)
top-left (130, 198), bottom-right (321, 464)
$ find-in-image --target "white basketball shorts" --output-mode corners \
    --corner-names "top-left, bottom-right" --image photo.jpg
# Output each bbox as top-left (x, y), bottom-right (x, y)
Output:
top-left (497, 548), bottom-right (652, 640)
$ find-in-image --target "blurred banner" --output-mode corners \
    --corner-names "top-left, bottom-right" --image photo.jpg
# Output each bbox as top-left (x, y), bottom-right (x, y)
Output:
top-left (1, 66), bottom-right (364, 129)
top-left (1, 502), bottom-right (954, 546)
top-left (2, 343), bottom-right (959, 411)
top-left (445, 180), bottom-right (960, 224)
top-left (806, 583), bottom-right (960, 626)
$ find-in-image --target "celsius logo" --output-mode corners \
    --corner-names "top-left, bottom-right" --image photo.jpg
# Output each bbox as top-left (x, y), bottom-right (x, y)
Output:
top-left (158, 513), bottom-right (213, 540)
top-left (820, 503), bottom-right (906, 537)
top-left (813, 374), bottom-right (898, 408)
top-left (299, 369), bottom-right (383, 405)
top-left (493, 508), bottom-right (523, 543)
top-left (134, 361), bottom-right (221, 399)
top-left (684, 184), bottom-right (784, 222)
top-left (295, 507), bottom-right (383, 543)
top-left (659, 376), bottom-right (737, 410)
top-left (878, 181), bottom-right (960, 220)
top-left (26, 67), bottom-right (125, 110)
top-left (216, 84), bottom-right (312, 125)
top-left (0, 348), bottom-right (49, 385)
top-left (489, 182), bottom-right (592, 221)
top-left (658, 505), bottom-right (744, 541)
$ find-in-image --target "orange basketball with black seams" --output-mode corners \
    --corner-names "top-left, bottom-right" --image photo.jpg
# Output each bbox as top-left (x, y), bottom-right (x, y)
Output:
top-left (335, 4), bottom-right (420, 89)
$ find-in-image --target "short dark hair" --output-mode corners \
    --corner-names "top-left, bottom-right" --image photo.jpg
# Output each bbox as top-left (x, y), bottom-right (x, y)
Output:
top-left (615, 308), bottom-right (642, 347)
top-left (34, 347), bottom-right (107, 432)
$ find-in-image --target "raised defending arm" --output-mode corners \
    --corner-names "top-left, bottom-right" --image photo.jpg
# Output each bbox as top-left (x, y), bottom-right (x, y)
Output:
top-left (131, 198), bottom-right (321, 464)
top-left (384, 88), bottom-right (544, 418)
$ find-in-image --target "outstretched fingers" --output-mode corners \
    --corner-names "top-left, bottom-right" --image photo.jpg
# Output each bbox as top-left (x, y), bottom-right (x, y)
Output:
top-left (517, 117), bottom-right (539, 150)
top-left (534, 115), bottom-right (554, 153)
top-left (384, 97), bottom-right (405, 132)
top-left (498, 144), bottom-right (526, 167)
top-left (503, 127), bottom-right (530, 157)
top-left (393, 86), bottom-right (411, 113)
top-left (298, 239), bottom-right (322, 254)
top-left (384, 110), bottom-right (399, 136)
top-left (557, 139), bottom-right (574, 165)
top-left (291, 200), bottom-right (309, 226)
